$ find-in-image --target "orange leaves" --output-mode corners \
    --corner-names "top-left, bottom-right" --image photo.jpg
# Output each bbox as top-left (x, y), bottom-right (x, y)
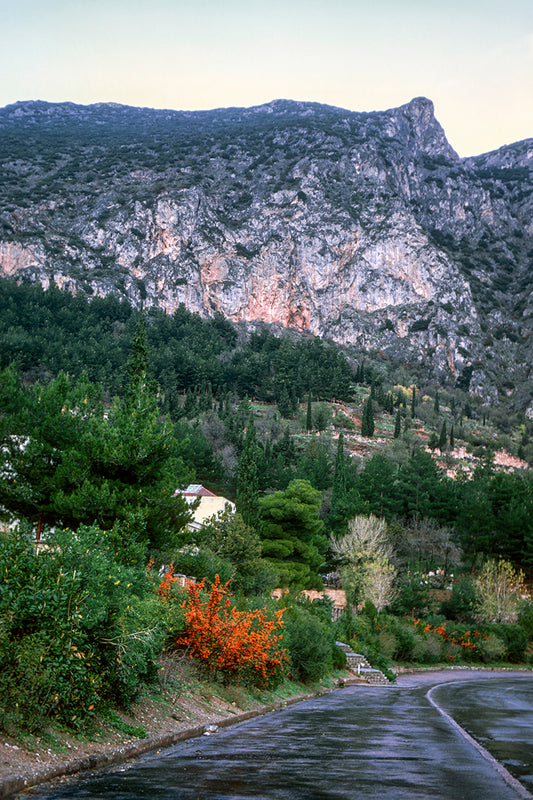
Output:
top-left (176, 575), bottom-right (287, 689)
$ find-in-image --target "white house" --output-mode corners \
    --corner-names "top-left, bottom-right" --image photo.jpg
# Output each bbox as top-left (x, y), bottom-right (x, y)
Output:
top-left (175, 484), bottom-right (236, 531)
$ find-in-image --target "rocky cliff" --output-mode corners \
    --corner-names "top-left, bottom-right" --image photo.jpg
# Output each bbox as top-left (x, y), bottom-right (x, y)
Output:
top-left (0, 97), bottom-right (531, 407)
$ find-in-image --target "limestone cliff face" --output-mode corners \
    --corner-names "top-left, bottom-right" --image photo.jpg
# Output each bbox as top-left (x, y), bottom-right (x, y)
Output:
top-left (0, 97), bottom-right (531, 405)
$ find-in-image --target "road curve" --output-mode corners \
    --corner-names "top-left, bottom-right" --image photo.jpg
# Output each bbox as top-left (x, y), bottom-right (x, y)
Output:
top-left (17, 670), bottom-right (533, 800)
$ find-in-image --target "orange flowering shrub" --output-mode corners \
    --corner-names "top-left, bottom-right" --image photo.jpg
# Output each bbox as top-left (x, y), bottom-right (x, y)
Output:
top-left (176, 575), bottom-right (287, 688)
top-left (413, 618), bottom-right (481, 659)
top-left (155, 563), bottom-right (179, 603)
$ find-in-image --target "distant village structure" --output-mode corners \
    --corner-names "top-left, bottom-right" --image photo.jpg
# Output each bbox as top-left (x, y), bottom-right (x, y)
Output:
top-left (176, 484), bottom-right (236, 531)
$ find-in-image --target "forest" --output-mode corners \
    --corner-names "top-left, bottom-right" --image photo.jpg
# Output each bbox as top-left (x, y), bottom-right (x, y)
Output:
top-left (1, 278), bottom-right (532, 735)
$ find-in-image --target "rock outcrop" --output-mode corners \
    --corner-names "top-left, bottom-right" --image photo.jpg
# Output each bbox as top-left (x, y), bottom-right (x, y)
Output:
top-left (0, 97), bottom-right (531, 406)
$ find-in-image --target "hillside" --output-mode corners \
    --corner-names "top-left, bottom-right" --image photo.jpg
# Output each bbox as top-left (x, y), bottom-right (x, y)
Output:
top-left (0, 97), bottom-right (532, 411)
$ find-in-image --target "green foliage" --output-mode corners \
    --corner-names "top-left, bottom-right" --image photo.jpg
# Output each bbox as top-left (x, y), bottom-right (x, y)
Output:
top-left (194, 510), bottom-right (276, 594)
top-left (0, 523), bottom-right (167, 732)
top-left (236, 415), bottom-right (261, 530)
top-left (0, 280), bottom-right (355, 412)
top-left (394, 409), bottom-right (402, 439)
top-left (518, 600), bottom-right (533, 638)
top-left (439, 575), bottom-right (477, 622)
top-left (102, 709), bottom-right (147, 738)
top-left (172, 545), bottom-right (235, 586)
top-left (0, 366), bottom-right (193, 555)
top-left (331, 432), bottom-right (347, 507)
top-left (361, 397), bottom-right (375, 437)
top-left (474, 558), bottom-right (525, 623)
top-left (389, 571), bottom-right (432, 617)
top-left (259, 479), bottom-right (327, 589)
top-left (306, 393), bottom-right (312, 432)
top-left (481, 623), bottom-right (528, 662)
top-left (283, 605), bottom-right (334, 682)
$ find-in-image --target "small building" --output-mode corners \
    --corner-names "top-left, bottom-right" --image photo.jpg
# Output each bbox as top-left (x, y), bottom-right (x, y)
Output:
top-left (176, 484), bottom-right (236, 532)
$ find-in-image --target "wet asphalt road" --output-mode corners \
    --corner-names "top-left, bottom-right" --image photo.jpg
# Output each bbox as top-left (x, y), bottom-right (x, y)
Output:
top-left (21, 671), bottom-right (533, 800)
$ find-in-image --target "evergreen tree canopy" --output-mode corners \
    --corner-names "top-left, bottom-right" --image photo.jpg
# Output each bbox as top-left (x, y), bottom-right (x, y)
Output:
top-left (0, 367), bottom-right (193, 555)
top-left (361, 397), bottom-right (375, 437)
top-left (259, 479), bottom-right (328, 588)
top-left (236, 414), bottom-right (261, 530)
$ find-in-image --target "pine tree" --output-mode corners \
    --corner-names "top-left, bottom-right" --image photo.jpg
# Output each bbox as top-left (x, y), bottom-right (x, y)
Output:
top-left (127, 313), bottom-right (149, 387)
top-left (277, 386), bottom-right (292, 418)
top-left (182, 388), bottom-right (198, 418)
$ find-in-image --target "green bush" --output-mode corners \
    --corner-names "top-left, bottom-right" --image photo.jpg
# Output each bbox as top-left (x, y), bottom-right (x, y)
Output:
top-left (390, 572), bottom-right (432, 617)
top-left (411, 631), bottom-right (442, 664)
top-left (172, 546), bottom-right (235, 585)
top-left (439, 576), bottom-right (477, 622)
top-left (482, 623), bottom-right (528, 663)
top-left (0, 522), bottom-right (167, 732)
top-left (476, 632), bottom-right (506, 663)
top-left (283, 606), bottom-right (333, 683)
top-left (383, 617), bottom-right (417, 661)
top-left (518, 600), bottom-right (533, 638)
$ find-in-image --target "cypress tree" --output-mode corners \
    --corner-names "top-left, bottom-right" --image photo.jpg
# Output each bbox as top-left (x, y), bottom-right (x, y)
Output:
top-left (306, 393), bottom-right (312, 432)
top-left (439, 420), bottom-right (447, 451)
top-left (434, 391), bottom-right (440, 414)
top-left (332, 432), bottom-right (347, 506)
top-left (449, 424), bottom-right (455, 451)
top-left (361, 397), bottom-right (375, 437)
top-left (182, 388), bottom-right (197, 418)
top-left (236, 414), bottom-right (261, 530)
top-left (394, 409), bottom-right (402, 439)
top-left (411, 386), bottom-right (416, 418)
top-left (428, 432), bottom-right (439, 452)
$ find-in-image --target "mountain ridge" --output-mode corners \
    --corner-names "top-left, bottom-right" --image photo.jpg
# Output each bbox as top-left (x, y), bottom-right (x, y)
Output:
top-left (0, 97), bottom-right (531, 411)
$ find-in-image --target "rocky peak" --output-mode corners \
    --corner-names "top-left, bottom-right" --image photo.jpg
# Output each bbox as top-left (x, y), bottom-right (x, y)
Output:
top-left (392, 96), bottom-right (459, 160)
top-left (0, 97), bottom-right (531, 409)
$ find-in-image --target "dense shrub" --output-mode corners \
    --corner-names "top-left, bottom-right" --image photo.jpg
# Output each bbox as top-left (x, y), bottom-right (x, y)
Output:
top-left (172, 545), bottom-right (235, 585)
top-left (175, 576), bottom-right (287, 689)
top-left (439, 576), bottom-right (477, 622)
top-left (283, 606), bottom-right (334, 683)
top-left (476, 632), bottom-right (506, 663)
top-left (518, 601), bottom-right (533, 638)
top-left (0, 523), bottom-right (165, 732)
top-left (482, 623), bottom-right (528, 663)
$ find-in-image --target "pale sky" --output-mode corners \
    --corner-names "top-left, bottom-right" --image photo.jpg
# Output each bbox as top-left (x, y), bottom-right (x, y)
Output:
top-left (1, 0), bottom-right (532, 156)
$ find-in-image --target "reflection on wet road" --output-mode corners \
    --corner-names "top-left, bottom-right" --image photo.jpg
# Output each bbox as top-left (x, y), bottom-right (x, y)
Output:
top-left (21, 671), bottom-right (533, 800)
top-left (430, 677), bottom-right (533, 792)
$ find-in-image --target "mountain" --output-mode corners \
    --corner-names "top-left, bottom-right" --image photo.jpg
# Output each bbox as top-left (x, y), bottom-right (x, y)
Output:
top-left (0, 97), bottom-right (532, 410)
